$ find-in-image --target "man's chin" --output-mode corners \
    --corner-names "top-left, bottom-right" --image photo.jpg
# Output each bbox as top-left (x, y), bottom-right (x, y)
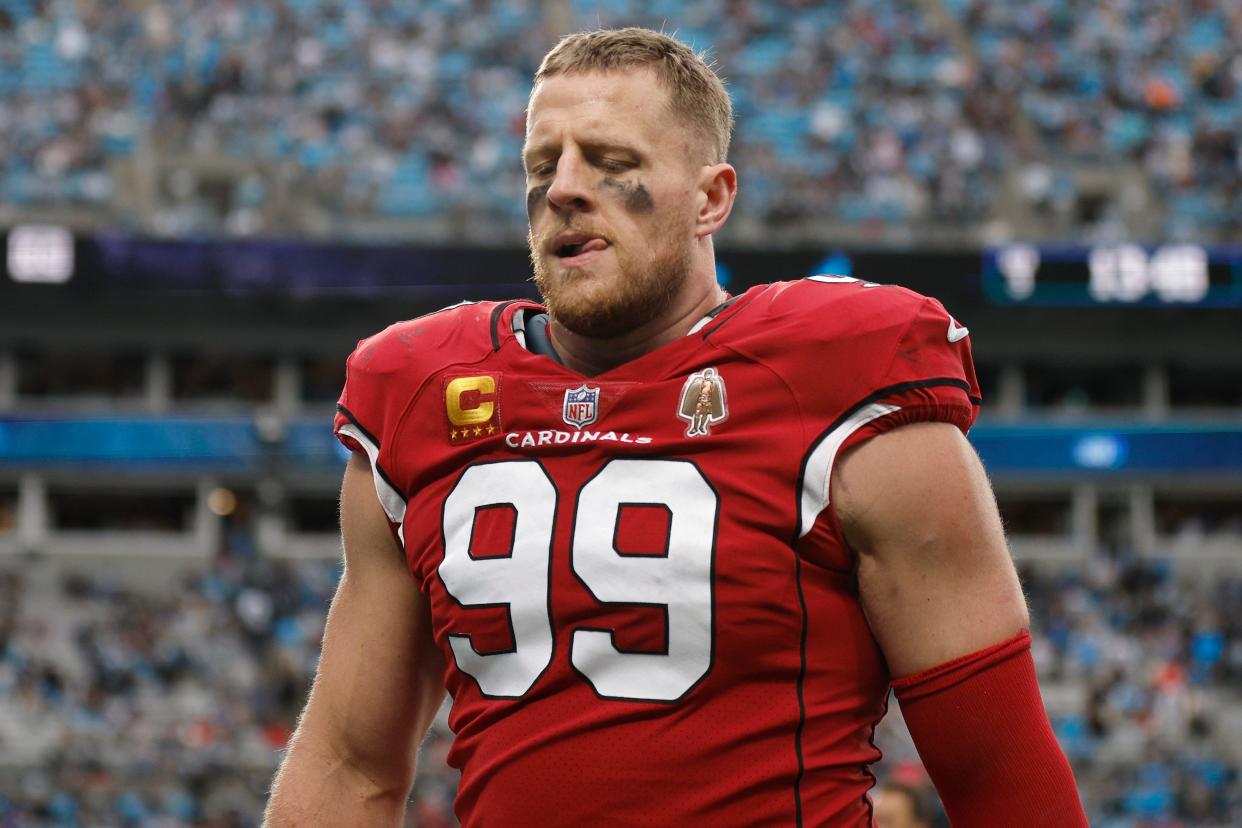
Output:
top-left (553, 262), bottom-right (598, 282)
top-left (538, 258), bottom-right (614, 296)
top-left (548, 305), bottom-right (635, 339)
top-left (532, 243), bottom-right (689, 339)
top-left (542, 286), bottom-right (620, 336)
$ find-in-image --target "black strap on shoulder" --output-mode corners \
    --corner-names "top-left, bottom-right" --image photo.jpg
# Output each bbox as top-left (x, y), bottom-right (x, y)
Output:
top-left (698, 294), bottom-right (744, 338)
top-left (489, 300), bottom-right (522, 351)
top-left (704, 294), bottom-right (740, 320)
top-left (522, 311), bottom-right (563, 363)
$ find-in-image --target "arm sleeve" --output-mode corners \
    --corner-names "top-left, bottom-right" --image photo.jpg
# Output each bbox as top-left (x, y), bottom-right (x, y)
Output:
top-left (893, 631), bottom-right (1089, 827)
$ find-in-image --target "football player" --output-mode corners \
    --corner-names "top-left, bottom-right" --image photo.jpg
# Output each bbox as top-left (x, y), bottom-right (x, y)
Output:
top-left (266, 28), bottom-right (1087, 827)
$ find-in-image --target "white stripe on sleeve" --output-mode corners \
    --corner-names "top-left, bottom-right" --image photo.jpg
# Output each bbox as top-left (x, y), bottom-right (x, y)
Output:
top-left (337, 422), bottom-right (407, 528)
top-left (797, 402), bottom-right (900, 539)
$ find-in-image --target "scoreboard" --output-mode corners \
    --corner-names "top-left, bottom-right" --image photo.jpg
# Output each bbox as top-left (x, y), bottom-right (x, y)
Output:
top-left (985, 244), bottom-right (1242, 308)
top-left (4, 225), bottom-right (1242, 315)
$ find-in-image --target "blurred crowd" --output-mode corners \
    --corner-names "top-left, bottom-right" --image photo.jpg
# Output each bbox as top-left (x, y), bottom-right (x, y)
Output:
top-left (0, 0), bottom-right (544, 235)
top-left (0, 531), bottom-right (451, 827)
top-left (876, 552), bottom-right (1242, 828)
top-left (0, 0), bottom-right (1238, 240)
top-left (1, 534), bottom-right (1240, 825)
top-left (954, 0), bottom-right (1242, 241)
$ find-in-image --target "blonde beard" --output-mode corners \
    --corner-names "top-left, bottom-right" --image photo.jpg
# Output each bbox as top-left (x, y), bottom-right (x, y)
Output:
top-left (529, 235), bottom-right (692, 339)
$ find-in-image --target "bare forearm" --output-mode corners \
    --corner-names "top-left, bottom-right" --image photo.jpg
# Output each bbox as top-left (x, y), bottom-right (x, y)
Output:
top-left (264, 733), bottom-right (413, 828)
top-left (264, 455), bottom-right (443, 826)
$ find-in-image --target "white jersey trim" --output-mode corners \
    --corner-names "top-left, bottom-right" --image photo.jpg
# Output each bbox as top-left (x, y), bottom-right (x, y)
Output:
top-left (687, 315), bottom-right (713, 334)
top-left (511, 307), bottom-right (528, 348)
top-left (797, 402), bottom-right (901, 539)
top-left (337, 422), bottom-right (408, 530)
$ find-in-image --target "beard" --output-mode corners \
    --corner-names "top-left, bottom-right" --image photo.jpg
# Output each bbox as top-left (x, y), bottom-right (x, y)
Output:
top-left (528, 223), bottom-right (692, 339)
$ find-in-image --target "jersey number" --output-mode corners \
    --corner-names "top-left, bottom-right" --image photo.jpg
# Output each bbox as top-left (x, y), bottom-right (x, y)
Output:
top-left (438, 459), bottom-right (717, 702)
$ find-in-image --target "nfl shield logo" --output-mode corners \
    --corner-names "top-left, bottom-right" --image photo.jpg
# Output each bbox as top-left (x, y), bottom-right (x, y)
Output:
top-left (562, 384), bottom-right (600, 429)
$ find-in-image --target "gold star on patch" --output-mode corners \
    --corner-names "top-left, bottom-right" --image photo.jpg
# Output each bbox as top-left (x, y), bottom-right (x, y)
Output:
top-left (487, 425), bottom-right (496, 434)
top-left (450, 429), bottom-right (458, 439)
top-left (473, 426), bottom-right (483, 436)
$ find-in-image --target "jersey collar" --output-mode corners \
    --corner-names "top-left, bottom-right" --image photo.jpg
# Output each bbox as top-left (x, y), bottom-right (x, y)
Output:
top-left (500, 295), bottom-right (741, 355)
top-left (489, 290), bottom-right (754, 381)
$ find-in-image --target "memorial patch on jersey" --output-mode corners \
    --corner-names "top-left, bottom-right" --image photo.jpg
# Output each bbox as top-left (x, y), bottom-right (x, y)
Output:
top-left (445, 374), bottom-right (502, 444)
top-left (676, 367), bottom-right (729, 437)
top-left (561, 384), bottom-right (600, 429)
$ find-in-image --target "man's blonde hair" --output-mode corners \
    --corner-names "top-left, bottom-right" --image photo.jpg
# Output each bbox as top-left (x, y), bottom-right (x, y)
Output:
top-left (532, 27), bottom-right (734, 164)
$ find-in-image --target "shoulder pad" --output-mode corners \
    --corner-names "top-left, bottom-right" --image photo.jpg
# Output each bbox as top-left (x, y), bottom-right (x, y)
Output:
top-left (351, 300), bottom-right (501, 378)
top-left (752, 276), bottom-right (931, 342)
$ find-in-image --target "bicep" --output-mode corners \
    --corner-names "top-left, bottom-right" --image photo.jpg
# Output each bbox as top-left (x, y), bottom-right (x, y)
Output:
top-left (298, 452), bottom-right (445, 779)
top-left (832, 421), bottom-right (1028, 677)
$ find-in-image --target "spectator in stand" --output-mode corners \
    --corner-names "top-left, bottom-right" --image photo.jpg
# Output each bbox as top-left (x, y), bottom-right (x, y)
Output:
top-left (956, 0), bottom-right (1242, 239)
top-left (0, 542), bottom-right (460, 826)
top-left (1, 0), bottom-right (1236, 240)
top-left (872, 781), bottom-right (937, 828)
top-left (4, 545), bottom-right (1240, 824)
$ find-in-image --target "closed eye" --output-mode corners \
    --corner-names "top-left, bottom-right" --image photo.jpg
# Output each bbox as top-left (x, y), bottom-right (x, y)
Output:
top-left (598, 158), bottom-right (634, 173)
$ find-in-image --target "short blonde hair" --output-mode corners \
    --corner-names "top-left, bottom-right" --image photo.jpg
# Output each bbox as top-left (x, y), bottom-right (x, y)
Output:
top-left (533, 27), bottom-right (734, 164)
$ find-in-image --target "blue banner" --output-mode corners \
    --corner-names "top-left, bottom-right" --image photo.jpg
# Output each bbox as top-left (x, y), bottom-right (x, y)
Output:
top-left (970, 423), bottom-right (1242, 477)
top-left (0, 416), bottom-right (259, 470)
top-left (2, 417), bottom-right (1240, 478)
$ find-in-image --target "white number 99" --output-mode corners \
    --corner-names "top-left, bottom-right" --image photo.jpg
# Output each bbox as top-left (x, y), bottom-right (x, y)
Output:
top-left (438, 459), bottom-right (718, 702)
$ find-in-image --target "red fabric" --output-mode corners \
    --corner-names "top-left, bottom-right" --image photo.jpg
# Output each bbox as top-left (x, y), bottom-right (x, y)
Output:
top-left (333, 279), bottom-right (982, 826)
top-left (893, 631), bottom-right (1088, 827)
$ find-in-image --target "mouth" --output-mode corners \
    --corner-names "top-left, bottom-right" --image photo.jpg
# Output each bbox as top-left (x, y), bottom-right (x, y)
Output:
top-left (551, 232), bottom-right (610, 268)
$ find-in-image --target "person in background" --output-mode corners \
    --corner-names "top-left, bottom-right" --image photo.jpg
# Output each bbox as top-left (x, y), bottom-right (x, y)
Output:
top-left (873, 782), bottom-right (936, 828)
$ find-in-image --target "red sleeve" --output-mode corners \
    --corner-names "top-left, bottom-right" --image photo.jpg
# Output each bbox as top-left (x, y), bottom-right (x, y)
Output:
top-left (332, 330), bottom-right (420, 537)
top-left (333, 340), bottom-right (375, 455)
top-left (794, 293), bottom-right (981, 556)
top-left (893, 631), bottom-right (1089, 827)
top-left (840, 295), bottom-right (980, 451)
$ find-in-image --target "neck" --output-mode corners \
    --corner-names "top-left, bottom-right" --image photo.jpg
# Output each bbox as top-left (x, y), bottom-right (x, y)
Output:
top-left (548, 279), bottom-right (727, 376)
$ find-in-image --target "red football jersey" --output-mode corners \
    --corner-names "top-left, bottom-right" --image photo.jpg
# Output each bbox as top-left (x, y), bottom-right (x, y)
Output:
top-left (333, 277), bottom-right (980, 827)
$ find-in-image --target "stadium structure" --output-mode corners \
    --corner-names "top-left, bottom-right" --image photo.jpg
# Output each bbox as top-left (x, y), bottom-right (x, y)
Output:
top-left (1, 1), bottom-right (1240, 825)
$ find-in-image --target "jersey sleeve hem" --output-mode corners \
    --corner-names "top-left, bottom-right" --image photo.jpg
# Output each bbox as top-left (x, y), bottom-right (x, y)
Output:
top-left (796, 378), bottom-right (978, 543)
top-left (334, 403), bottom-right (409, 530)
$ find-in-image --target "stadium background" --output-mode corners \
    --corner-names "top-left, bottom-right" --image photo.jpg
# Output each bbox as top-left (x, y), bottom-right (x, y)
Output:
top-left (0, 0), bottom-right (1240, 825)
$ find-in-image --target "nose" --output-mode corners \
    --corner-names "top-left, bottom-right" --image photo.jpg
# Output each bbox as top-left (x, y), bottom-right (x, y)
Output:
top-left (545, 151), bottom-right (594, 214)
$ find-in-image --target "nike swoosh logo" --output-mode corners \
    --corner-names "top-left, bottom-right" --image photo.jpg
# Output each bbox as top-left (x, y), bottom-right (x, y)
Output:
top-left (947, 318), bottom-right (969, 343)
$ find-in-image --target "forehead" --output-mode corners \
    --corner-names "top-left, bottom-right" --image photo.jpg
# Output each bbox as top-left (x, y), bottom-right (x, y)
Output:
top-left (524, 68), bottom-right (679, 153)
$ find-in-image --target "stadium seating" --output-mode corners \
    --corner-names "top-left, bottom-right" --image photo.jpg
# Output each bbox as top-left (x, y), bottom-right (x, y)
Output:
top-left (1, 0), bottom-right (1238, 241)
top-left (2, 546), bottom-right (1239, 825)
top-left (2, 2), bottom-right (1241, 825)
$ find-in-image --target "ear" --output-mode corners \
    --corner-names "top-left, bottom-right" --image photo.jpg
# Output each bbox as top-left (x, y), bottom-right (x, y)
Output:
top-left (694, 163), bottom-right (737, 238)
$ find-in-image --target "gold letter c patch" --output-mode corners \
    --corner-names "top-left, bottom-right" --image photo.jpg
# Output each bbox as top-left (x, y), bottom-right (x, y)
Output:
top-left (446, 376), bottom-right (497, 426)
